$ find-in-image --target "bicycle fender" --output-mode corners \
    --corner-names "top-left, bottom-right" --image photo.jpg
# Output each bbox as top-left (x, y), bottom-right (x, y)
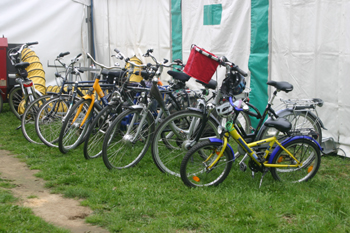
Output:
top-left (128, 105), bottom-right (144, 110)
top-left (278, 108), bottom-right (326, 130)
top-left (187, 107), bottom-right (221, 126)
top-left (268, 136), bottom-right (323, 164)
top-left (208, 138), bottom-right (235, 161)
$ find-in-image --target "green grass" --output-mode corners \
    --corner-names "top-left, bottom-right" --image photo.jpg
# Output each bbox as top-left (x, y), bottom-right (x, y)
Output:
top-left (1, 103), bottom-right (350, 232)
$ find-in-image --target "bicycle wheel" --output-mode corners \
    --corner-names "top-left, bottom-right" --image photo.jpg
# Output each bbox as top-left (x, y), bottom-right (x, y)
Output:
top-left (35, 95), bottom-right (76, 147)
top-left (102, 108), bottom-right (155, 169)
top-left (58, 98), bottom-right (94, 153)
top-left (151, 109), bottom-right (220, 177)
top-left (180, 141), bottom-right (233, 187)
top-left (21, 95), bottom-right (54, 144)
top-left (83, 104), bottom-right (120, 160)
top-left (257, 111), bottom-right (322, 144)
top-left (8, 86), bottom-right (24, 120)
top-left (270, 138), bottom-right (321, 182)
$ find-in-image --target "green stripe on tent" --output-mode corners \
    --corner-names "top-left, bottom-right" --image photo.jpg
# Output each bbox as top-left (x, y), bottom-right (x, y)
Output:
top-left (248, 0), bottom-right (269, 127)
top-left (171, 0), bottom-right (182, 63)
top-left (203, 4), bottom-right (222, 25)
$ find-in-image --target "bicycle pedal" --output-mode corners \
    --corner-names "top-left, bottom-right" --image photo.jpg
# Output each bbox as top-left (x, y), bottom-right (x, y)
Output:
top-left (239, 162), bottom-right (247, 172)
top-left (16, 125), bottom-right (22, 130)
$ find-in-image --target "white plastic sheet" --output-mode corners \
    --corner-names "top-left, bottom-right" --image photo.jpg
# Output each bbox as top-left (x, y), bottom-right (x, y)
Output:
top-left (92, 0), bottom-right (171, 81)
top-left (0, 0), bottom-right (89, 85)
top-left (271, 0), bottom-right (350, 152)
top-left (182, 0), bottom-right (251, 90)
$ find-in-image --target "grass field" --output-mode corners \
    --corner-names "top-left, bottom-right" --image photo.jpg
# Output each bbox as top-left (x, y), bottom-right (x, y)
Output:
top-left (0, 103), bottom-right (350, 232)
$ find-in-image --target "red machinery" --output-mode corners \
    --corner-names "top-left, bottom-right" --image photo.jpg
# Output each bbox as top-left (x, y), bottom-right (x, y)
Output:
top-left (0, 36), bottom-right (20, 102)
top-left (0, 37), bottom-right (7, 101)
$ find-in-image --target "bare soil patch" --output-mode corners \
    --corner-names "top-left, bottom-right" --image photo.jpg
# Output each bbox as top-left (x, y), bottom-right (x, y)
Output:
top-left (0, 149), bottom-right (109, 233)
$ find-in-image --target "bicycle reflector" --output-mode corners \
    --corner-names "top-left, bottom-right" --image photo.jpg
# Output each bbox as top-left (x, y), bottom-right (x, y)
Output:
top-left (192, 176), bottom-right (200, 182)
top-left (308, 165), bottom-right (313, 173)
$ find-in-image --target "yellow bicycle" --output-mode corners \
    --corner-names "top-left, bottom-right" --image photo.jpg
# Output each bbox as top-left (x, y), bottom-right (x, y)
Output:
top-left (58, 53), bottom-right (123, 153)
top-left (180, 96), bottom-right (322, 188)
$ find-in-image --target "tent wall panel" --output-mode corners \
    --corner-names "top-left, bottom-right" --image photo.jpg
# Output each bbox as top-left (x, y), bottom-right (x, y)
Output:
top-left (271, 0), bottom-right (350, 151)
top-left (0, 0), bottom-right (89, 85)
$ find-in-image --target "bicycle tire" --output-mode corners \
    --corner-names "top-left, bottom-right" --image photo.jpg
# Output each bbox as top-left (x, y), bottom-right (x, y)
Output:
top-left (151, 109), bottom-right (220, 177)
top-left (180, 140), bottom-right (233, 187)
top-left (257, 110), bottom-right (322, 145)
top-left (102, 108), bottom-right (155, 169)
top-left (8, 86), bottom-right (23, 120)
top-left (35, 95), bottom-right (78, 147)
top-left (83, 104), bottom-right (120, 160)
top-left (58, 98), bottom-right (94, 153)
top-left (270, 138), bottom-right (321, 182)
top-left (21, 95), bottom-right (55, 144)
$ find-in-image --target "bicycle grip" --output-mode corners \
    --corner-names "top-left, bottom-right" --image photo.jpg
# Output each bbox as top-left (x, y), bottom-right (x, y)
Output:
top-left (27, 42), bottom-right (38, 46)
top-left (233, 65), bottom-right (248, 77)
top-left (76, 53), bottom-right (82, 58)
top-left (59, 52), bottom-right (70, 57)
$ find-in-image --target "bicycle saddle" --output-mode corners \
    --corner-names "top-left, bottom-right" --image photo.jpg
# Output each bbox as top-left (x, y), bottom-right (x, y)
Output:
top-left (196, 79), bottom-right (217, 90)
top-left (15, 62), bottom-right (30, 69)
top-left (108, 70), bottom-right (124, 78)
top-left (267, 81), bottom-right (293, 93)
top-left (263, 117), bottom-right (292, 133)
top-left (167, 70), bottom-right (191, 82)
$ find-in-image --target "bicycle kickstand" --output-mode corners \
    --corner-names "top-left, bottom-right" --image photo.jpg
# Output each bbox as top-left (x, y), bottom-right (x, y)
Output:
top-left (259, 169), bottom-right (269, 189)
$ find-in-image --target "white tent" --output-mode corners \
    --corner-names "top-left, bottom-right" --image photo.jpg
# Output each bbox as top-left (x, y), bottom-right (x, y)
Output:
top-left (0, 0), bottom-right (349, 152)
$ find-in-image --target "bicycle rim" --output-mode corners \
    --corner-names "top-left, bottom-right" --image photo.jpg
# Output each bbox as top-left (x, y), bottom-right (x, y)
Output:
top-left (271, 139), bottom-right (321, 182)
top-left (180, 141), bottom-right (233, 187)
top-left (59, 99), bottom-right (92, 153)
top-left (152, 109), bottom-right (219, 177)
top-left (21, 95), bottom-right (52, 144)
top-left (102, 108), bottom-right (155, 169)
top-left (84, 105), bottom-right (119, 159)
top-left (36, 95), bottom-right (72, 147)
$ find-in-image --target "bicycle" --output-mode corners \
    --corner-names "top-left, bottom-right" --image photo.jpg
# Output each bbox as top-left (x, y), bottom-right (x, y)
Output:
top-left (20, 51), bottom-right (81, 144)
top-left (7, 42), bottom-right (43, 120)
top-left (82, 49), bottom-right (151, 160)
top-left (100, 49), bottom-right (215, 169)
top-left (180, 95), bottom-right (322, 188)
top-left (33, 52), bottom-right (101, 147)
top-left (256, 97), bottom-right (325, 146)
top-left (151, 47), bottom-right (324, 177)
top-left (58, 52), bottom-right (123, 153)
top-left (151, 47), bottom-right (249, 177)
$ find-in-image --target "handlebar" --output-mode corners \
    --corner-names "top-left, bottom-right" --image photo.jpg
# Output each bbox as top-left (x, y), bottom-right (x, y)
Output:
top-left (228, 96), bottom-right (262, 119)
top-left (58, 52), bottom-right (70, 58)
top-left (8, 41), bottom-right (39, 64)
top-left (87, 53), bottom-right (121, 70)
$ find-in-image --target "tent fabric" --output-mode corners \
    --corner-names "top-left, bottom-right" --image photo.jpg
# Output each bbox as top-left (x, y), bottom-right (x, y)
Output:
top-left (248, 0), bottom-right (269, 127)
top-left (181, 0), bottom-right (251, 90)
top-left (92, 0), bottom-right (171, 82)
top-left (0, 0), bottom-right (89, 85)
top-left (171, 0), bottom-right (183, 62)
top-left (270, 0), bottom-right (350, 151)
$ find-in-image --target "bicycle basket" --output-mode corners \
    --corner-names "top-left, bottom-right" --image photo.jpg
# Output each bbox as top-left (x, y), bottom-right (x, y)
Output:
top-left (184, 45), bottom-right (219, 84)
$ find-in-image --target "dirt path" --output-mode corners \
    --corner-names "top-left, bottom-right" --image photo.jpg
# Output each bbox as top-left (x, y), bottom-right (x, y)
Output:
top-left (0, 149), bottom-right (109, 233)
